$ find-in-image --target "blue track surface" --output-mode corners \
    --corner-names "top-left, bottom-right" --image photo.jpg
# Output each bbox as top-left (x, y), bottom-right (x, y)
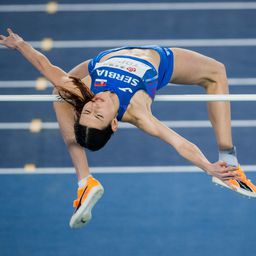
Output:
top-left (1, 0), bottom-right (256, 255)
top-left (1, 174), bottom-right (256, 256)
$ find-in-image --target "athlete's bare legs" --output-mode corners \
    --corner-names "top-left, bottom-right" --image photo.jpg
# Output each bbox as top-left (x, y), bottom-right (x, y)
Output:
top-left (170, 48), bottom-right (232, 150)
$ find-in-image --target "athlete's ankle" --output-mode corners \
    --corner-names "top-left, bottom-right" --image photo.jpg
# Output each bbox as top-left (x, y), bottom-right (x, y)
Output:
top-left (218, 146), bottom-right (238, 166)
top-left (78, 175), bottom-right (92, 188)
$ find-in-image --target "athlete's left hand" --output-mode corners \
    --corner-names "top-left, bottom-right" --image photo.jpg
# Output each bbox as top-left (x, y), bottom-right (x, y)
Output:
top-left (207, 161), bottom-right (240, 189)
top-left (0, 28), bottom-right (24, 49)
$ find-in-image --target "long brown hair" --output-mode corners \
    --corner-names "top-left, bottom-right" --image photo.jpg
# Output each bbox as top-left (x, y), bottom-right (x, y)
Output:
top-left (57, 76), bottom-right (94, 118)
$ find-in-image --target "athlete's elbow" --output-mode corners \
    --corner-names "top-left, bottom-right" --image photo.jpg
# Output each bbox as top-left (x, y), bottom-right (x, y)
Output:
top-left (65, 137), bottom-right (79, 148)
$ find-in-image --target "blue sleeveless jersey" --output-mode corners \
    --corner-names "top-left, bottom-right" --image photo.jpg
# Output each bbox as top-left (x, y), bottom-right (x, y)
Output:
top-left (88, 46), bottom-right (173, 121)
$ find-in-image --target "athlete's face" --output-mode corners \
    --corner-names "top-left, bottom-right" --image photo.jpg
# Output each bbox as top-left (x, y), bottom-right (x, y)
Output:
top-left (79, 92), bottom-right (118, 130)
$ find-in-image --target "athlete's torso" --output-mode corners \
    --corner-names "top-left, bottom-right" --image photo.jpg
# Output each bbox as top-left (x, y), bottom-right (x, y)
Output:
top-left (87, 47), bottom-right (160, 121)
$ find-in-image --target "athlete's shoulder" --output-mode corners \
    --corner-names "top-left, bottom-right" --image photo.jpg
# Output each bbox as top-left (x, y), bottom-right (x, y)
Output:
top-left (122, 90), bottom-right (152, 122)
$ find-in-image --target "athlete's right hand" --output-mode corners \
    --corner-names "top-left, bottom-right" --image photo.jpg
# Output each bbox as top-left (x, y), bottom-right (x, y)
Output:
top-left (206, 161), bottom-right (240, 188)
top-left (0, 28), bottom-right (24, 49)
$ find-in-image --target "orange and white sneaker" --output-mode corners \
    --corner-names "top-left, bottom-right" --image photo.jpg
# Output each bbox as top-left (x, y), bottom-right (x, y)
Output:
top-left (69, 176), bottom-right (104, 228)
top-left (212, 165), bottom-right (256, 198)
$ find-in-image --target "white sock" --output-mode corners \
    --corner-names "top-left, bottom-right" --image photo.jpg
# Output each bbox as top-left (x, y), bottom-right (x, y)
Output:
top-left (78, 175), bottom-right (91, 188)
top-left (218, 146), bottom-right (238, 167)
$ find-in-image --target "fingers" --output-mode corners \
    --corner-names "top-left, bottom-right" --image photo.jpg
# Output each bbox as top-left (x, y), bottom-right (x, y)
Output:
top-left (225, 166), bottom-right (238, 173)
top-left (218, 161), bottom-right (227, 166)
top-left (7, 28), bottom-right (14, 35)
top-left (221, 171), bottom-right (240, 180)
top-left (214, 165), bottom-right (240, 180)
top-left (0, 35), bottom-right (6, 45)
top-left (0, 28), bottom-right (14, 42)
top-left (217, 161), bottom-right (237, 170)
top-left (221, 166), bottom-right (239, 175)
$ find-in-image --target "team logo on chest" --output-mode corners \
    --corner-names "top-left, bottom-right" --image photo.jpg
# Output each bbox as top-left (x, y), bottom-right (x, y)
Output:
top-left (118, 87), bottom-right (133, 93)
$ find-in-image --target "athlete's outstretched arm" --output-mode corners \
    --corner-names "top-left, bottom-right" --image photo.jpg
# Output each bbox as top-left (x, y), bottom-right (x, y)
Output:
top-left (52, 63), bottom-right (93, 180)
top-left (0, 28), bottom-right (79, 93)
top-left (0, 28), bottom-right (90, 180)
top-left (53, 88), bottom-right (90, 180)
top-left (134, 113), bottom-right (240, 186)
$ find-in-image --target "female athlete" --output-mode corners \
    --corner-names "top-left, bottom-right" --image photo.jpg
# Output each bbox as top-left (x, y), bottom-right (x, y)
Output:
top-left (1, 28), bottom-right (255, 229)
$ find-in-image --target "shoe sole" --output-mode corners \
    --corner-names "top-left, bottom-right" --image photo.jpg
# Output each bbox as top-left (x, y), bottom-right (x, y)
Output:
top-left (212, 177), bottom-right (256, 198)
top-left (69, 185), bottom-right (104, 228)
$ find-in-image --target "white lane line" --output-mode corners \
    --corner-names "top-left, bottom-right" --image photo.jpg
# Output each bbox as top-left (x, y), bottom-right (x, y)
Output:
top-left (1, 2), bottom-right (256, 12)
top-left (0, 120), bottom-right (256, 130)
top-left (228, 78), bottom-right (256, 86)
top-left (2, 38), bottom-right (256, 50)
top-left (1, 165), bottom-right (256, 174)
top-left (0, 78), bottom-right (256, 89)
top-left (0, 4), bottom-right (45, 12)
top-left (0, 81), bottom-right (37, 88)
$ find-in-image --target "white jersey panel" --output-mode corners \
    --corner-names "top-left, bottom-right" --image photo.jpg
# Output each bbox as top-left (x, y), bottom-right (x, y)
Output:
top-left (95, 57), bottom-right (151, 77)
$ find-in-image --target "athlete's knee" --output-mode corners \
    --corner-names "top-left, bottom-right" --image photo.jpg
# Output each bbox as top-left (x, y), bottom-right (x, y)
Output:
top-left (214, 61), bottom-right (227, 81)
top-left (202, 60), bottom-right (228, 92)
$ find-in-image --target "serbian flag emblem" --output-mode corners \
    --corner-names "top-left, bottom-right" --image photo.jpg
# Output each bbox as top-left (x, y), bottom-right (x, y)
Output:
top-left (95, 79), bottom-right (107, 87)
